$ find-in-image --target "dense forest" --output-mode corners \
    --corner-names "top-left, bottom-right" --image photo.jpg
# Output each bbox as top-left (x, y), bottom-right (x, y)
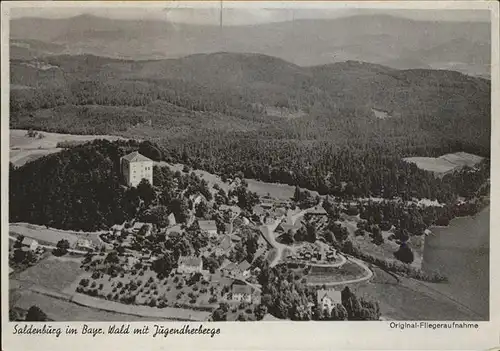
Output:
top-left (9, 139), bottom-right (217, 231)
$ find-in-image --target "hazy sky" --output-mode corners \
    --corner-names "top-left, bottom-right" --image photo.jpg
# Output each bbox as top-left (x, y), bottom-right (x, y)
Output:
top-left (9, 4), bottom-right (491, 26)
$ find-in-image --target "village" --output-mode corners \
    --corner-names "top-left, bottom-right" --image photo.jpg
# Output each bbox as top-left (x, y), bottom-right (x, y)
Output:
top-left (9, 150), bottom-right (376, 321)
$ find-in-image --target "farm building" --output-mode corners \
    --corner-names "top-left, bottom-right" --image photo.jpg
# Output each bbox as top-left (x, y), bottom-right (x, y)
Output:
top-left (120, 151), bottom-right (153, 187)
top-left (199, 220), bottom-right (218, 236)
top-left (21, 237), bottom-right (38, 251)
top-left (177, 256), bottom-right (203, 274)
top-left (317, 289), bottom-right (342, 313)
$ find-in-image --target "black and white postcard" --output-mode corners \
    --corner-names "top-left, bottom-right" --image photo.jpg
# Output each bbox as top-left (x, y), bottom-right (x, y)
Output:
top-left (1, 1), bottom-right (499, 350)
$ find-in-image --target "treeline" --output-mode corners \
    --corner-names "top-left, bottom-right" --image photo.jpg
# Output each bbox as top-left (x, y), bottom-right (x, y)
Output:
top-left (160, 134), bottom-right (490, 204)
top-left (340, 240), bottom-right (447, 282)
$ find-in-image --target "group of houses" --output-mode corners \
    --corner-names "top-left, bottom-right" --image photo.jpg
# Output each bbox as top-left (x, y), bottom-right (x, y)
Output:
top-left (175, 255), bottom-right (261, 304)
top-left (220, 259), bottom-right (252, 279)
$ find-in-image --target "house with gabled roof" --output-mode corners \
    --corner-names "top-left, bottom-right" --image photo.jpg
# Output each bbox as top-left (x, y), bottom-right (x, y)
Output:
top-left (199, 220), bottom-right (218, 237)
top-left (120, 151), bottom-right (153, 187)
top-left (307, 204), bottom-right (328, 216)
top-left (177, 256), bottom-right (203, 274)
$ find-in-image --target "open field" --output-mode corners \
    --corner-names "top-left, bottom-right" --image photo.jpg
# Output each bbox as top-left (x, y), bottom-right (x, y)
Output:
top-left (78, 269), bottom-right (222, 310)
top-left (403, 152), bottom-right (483, 176)
top-left (10, 129), bottom-right (125, 149)
top-left (157, 161), bottom-right (316, 200)
top-left (306, 260), bottom-right (368, 285)
top-left (354, 231), bottom-right (425, 269)
top-left (71, 293), bottom-right (211, 321)
top-left (10, 148), bottom-right (62, 167)
top-left (156, 162), bottom-right (232, 194)
top-left (10, 290), bottom-right (165, 321)
top-left (10, 129), bottom-right (125, 167)
top-left (10, 223), bottom-right (104, 246)
top-left (352, 268), bottom-right (482, 320)
top-left (14, 256), bottom-right (84, 292)
top-left (246, 179), bottom-right (295, 200)
top-left (421, 206), bottom-right (489, 319)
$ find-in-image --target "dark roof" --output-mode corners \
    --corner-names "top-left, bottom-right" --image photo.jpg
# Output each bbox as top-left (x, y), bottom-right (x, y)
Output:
top-left (121, 151), bottom-right (152, 163)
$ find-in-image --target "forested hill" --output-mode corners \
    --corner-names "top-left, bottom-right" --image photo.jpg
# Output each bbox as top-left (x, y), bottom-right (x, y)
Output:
top-left (10, 53), bottom-right (491, 201)
top-left (11, 52), bottom-right (490, 150)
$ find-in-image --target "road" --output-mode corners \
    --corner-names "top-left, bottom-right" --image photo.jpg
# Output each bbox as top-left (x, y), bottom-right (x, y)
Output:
top-left (9, 235), bottom-right (88, 255)
top-left (306, 255), bottom-right (374, 287)
top-left (258, 217), bottom-right (286, 267)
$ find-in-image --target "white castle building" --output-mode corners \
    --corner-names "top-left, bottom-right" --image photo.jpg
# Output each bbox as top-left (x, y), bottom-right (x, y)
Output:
top-left (120, 151), bottom-right (153, 187)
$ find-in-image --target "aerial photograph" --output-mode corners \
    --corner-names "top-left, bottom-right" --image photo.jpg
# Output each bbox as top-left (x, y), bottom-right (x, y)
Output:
top-left (7, 4), bottom-right (491, 322)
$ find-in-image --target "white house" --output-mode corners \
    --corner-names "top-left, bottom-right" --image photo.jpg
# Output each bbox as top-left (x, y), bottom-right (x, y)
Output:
top-left (177, 256), bottom-right (203, 274)
top-left (317, 289), bottom-right (342, 313)
top-left (75, 238), bottom-right (93, 251)
top-left (120, 151), bottom-right (153, 187)
top-left (231, 284), bottom-right (253, 303)
top-left (21, 237), bottom-right (39, 251)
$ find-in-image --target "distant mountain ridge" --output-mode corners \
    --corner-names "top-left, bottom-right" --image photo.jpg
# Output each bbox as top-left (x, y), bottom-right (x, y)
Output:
top-left (9, 14), bottom-right (491, 77)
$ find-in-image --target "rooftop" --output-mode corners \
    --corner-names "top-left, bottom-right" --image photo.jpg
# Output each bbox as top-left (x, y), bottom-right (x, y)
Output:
top-left (178, 256), bottom-right (202, 267)
top-left (121, 151), bottom-right (153, 163)
top-left (238, 260), bottom-right (251, 272)
top-left (232, 284), bottom-right (252, 295)
top-left (21, 237), bottom-right (37, 246)
top-left (199, 220), bottom-right (217, 231)
top-left (219, 235), bottom-right (232, 251)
